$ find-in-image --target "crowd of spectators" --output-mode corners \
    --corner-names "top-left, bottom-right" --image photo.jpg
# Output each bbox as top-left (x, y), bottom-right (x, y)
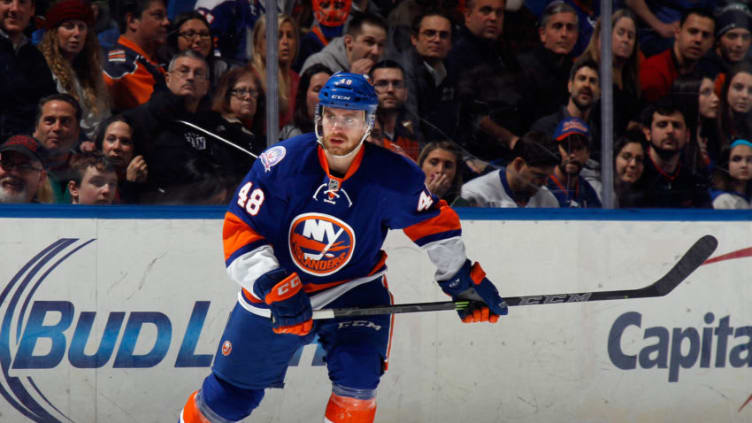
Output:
top-left (1, 0), bottom-right (751, 209)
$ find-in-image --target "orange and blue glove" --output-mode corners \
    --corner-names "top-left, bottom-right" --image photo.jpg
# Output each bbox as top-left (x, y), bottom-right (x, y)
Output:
top-left (253, 268), bottom-right (313, 335)
top-left (438, 260), bottom-right (508, 323)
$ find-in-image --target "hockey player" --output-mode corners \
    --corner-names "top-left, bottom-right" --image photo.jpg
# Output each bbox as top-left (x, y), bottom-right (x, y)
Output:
top-left (179, 72), bottom-right (508, 423)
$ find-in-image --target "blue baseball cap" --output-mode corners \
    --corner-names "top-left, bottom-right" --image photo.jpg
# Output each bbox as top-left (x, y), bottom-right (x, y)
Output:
top-left (553, 117), bottom-right (590, 142)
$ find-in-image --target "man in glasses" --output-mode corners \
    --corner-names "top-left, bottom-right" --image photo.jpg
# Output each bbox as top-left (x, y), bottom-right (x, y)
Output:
top-left (0, 135), bottom-right (48, 203)
top-left (369, 60), bottom-right (422, 160)
top-left (180, 72), bottom-right (508, 423)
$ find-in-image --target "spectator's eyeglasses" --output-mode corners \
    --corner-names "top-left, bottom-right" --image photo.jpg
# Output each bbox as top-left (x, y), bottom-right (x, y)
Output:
top-left (0, 157), bottom-right (43, 174)
top-left (420, 29), bottom-right (450, 40)
top-left (172, 67), bottom-right (208, 80)
top-left (179, 31), bottom-right (211, 40)
top-left (373, 79), bottom-right (405, 90)
top-left (231, 88), bottom-right (259, 99)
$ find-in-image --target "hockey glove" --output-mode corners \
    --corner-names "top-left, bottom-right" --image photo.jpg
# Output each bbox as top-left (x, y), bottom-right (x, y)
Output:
top-left (253, 268), bottom-right (313, 335)
top-left (438, 260), bottom-right (508, 323)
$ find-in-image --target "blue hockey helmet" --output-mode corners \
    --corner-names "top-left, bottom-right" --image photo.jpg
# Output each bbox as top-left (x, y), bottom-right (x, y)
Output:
top-left (318, 72), bottom-right (378, 114)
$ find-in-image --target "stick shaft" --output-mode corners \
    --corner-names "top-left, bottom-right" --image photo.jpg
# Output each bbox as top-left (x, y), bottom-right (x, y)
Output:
top-left (311, 235), bottom-right (717, 319)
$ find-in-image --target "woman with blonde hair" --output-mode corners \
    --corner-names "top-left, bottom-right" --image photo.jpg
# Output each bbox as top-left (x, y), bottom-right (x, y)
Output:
top-left (38, 0), bottom-right (110, 139)
top-left (250, 13), bottom-right (300, 129)
top-left (580, 9), bottom-right (642, 135)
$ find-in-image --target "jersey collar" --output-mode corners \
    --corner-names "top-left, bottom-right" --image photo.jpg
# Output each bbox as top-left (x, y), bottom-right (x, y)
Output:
top-left (317, 144), bottom-right (365, 184)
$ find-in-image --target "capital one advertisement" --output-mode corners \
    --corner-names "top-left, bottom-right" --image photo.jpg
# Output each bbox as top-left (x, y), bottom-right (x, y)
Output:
top-left (0, 211), bottom-right (750, 422)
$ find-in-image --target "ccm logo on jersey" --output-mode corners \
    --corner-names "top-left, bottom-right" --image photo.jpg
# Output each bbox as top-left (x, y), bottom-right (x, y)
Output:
top-left (288, 213), bottom-right (355, 276)
top-left (260, 146), bottom-right (286, 172)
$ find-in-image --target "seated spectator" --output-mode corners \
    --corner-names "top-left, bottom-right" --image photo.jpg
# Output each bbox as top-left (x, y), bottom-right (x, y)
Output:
top-left (402, 9), bottom-right (458, 143)
top-left (300, 12), bottom-right (387, 75)
top-left (639, 99), bottom-right (712, 208)
top-left (204, 66), bottom-right (266, 181)
top-left (279, 63), bottom-right (332, 140)
top-left (91, 0), bottom-right (120, 53)
top-left (718, 62), bottom-right (752, 150)
top-left (517, 1), bottom-right (579, 126)
top-left (579, 9), bottom-right (642, 136)
top-left (0, 0), bottom-right (57, 141)
top-left (449, 0), bottom-right (522, 162)
top-left (251, 13), bottom-right (300, 129)
top-left (67, 151), bottom-right (118, 204)
top-left (94, 115), bottom-right (147, 203)
top-left (460, 131), bottom-right (560, 208)
top-left (104, 0), bottom-right (170, 111)
top-left (545, 117), bottom-right (602, 208)
top-left (194, 0), bottom-right (265, 63)
top-left (613, 130), bottom-right (648, 208)
top-left (370, 60), bottom-right (422, 160)
top-left (710, 139), bottom-right (752, 209)
top-left (38, 0), bottom-right (111, 139)
top-left (532, 58), bottom-right (601, 157)
top-left (624, 0), bottom-right (713, 57)
top-left (0, 135), bottom-right (50, 203)
top-left (162, 11), bottom-right (227, 90)
top-left (294, 0), bottom-right (352, 71)
top-left (32, 93), bottom-right (84, 202)
top-left (124, 50), bottom-right (238, 202)
top-left (697, 3), bottom-right (751, 81)
top-left (418, 140), bottom-right (463, 204)
top-left (671, 74), bottom-right (721, 173)
top-left (639, 8), bottom-right (715, 104)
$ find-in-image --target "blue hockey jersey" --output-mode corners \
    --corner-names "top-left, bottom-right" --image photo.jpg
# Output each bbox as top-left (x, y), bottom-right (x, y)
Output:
top-left (223, 133), bottom-right (467, 313)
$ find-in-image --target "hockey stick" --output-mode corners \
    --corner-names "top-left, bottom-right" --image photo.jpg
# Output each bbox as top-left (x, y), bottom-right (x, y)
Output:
top-left (311, 234), bottom-right (718, 319)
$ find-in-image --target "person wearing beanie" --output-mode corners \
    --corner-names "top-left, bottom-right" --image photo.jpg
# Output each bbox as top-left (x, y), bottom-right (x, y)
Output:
top-left (38, 0), bottom-right (111, 139)
top-left (698, 3), bottom-right (752, 81)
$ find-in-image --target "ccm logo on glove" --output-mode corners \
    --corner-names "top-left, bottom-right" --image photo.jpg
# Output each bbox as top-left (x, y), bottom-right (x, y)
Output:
top-left (266, 274), bottom-right (302, 304)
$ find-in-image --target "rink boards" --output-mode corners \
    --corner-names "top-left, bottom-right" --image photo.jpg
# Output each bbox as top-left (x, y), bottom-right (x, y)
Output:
top-left (0, 206), bottom-right (750, 423)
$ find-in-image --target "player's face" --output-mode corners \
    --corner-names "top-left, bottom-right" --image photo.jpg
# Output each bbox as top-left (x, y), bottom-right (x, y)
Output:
top-left (70, 166), bottom-right (118, 205)
top-left (611, 16), bottom-right (636, 61)
top-left (728, 144), bottom-right (752, 182)
top-left (306, 72), bottom-right (330, 120)
top-left (0, 0), bottom-right (34, 36)
top-left (675, 14), bottom-right (714, 61)
top-left (718, 28), bottom-right (751, 63)
top-left (698, 77), bottom-right (719, 119)
top-left (166, 56), bottom-right (210, 99)
top-left (727, 71), bottom-right (752, 114)
top-left (615, 141), bottom-right (645, 183)
top-left (421, 148), bottom-right (457, 197)
top-left (557, 136), bottom-right (589, 175)
top-left (411, 15), bottom-right (452, 61)
top-left (647, 111), bottom-right (688, 153)
top-left (321, 107), bottom-right (367, 156)
top-left (101, 121), bottom-right (135, 169)
top-left (0, 151), bottom-right (45, 203)
top-left (568, 66), bottom-right (599, 110)
top-left (34, 100), bottom-right (80, 152)
top-left (539, 11), bottom-right (578, 55)
top-left (56, 19), bottom-right (88, 59)
top-left (372, 67), bottom-right (407, 110)
top-left (464, 0), bottom-right (504, 40)
top-left (346, 23), bottom-right (386, 63)
top-left (177, 18), bottom-right (212, 58)
top-left (228, 74), bottom-right (259, 121)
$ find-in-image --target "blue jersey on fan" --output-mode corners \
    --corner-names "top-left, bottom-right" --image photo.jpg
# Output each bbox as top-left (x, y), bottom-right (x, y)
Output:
top-left (223, 132), bottom-right (464, 314)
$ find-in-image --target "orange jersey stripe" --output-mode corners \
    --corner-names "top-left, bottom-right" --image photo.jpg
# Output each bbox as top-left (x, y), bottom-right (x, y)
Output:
top-left (223, 212), bottom-right (266, 261)
top-left (403, 200), bottom-right (461, 243)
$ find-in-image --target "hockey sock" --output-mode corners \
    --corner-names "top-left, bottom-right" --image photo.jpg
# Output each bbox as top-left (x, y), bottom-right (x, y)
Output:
top-left (324, 392), bottom-right (377, 423)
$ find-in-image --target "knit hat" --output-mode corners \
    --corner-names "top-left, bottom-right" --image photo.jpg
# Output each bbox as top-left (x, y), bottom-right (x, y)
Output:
top-left (42, 0), bottom-right (95, 30)
top-left (715, 3), bottom-right (752, 38)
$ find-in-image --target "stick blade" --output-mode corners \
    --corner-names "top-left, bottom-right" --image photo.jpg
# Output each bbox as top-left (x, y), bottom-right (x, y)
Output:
top-left (651, 234), bottom-right (718, 296)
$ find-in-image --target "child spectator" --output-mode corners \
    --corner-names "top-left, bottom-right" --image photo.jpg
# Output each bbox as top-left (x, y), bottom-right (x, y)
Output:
top-left (67, 151), bottom-right (118, 204)
top-left (710, 139), bottom-right (752, 209)
top-left (613, 130), bottom-right (648, 208)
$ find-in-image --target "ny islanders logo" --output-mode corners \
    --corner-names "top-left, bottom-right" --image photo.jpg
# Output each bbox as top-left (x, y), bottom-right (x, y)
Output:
top-left (289, 213), bottom-right (355, 276)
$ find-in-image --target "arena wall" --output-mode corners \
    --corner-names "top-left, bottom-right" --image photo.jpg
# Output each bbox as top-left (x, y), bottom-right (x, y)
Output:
top-left (0, 206), bottom-right (750, 423)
